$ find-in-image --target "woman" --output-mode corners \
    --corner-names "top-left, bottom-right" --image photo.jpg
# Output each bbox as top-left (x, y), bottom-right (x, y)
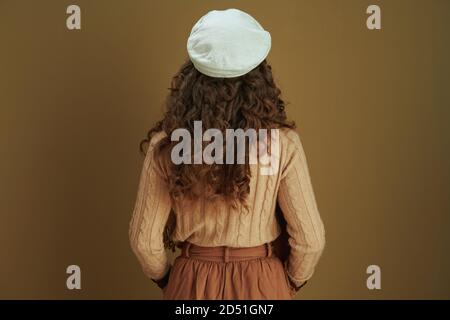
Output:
top-left (129, 8), bottom-right (325, 300)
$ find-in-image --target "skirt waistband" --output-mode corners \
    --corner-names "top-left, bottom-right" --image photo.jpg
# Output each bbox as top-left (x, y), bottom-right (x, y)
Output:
top-left (180, 241), bottom-right (273, 262)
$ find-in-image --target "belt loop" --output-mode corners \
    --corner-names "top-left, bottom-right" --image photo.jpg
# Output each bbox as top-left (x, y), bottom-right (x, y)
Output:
top-left (266, 242), bottom-right (272, 257)
top-left (224, 246), bottom-right (230, 262)
top-left (184, 242), bottom-right (192, 258)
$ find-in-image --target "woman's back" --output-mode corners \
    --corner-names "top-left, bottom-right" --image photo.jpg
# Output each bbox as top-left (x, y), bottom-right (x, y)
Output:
top-left (129, 126), bottom-right (325, 295)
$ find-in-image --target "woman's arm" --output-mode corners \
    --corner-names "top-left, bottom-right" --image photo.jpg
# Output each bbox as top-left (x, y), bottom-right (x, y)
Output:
top-left (277, 131), bottom-right (326, 289)
top-left (129, 132), bottom-right (172, 283)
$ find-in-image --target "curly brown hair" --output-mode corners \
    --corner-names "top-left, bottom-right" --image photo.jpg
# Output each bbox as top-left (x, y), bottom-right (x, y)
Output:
top-left (140, 58), bottom-right (295, 212)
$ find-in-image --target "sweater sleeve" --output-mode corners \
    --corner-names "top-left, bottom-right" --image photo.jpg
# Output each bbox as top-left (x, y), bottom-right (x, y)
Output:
top-left (277, 131), bottom-right (326, 286)
top-left (129, 132), bottom-right (172, 281)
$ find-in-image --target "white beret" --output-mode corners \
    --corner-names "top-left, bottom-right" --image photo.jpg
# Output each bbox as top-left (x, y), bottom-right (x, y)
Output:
top-left (187, 8), bottom-right (272, 78)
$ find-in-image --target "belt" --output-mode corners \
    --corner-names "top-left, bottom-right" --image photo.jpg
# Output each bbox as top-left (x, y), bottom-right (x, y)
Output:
top-left (180, 241), bottom-right (273, 262)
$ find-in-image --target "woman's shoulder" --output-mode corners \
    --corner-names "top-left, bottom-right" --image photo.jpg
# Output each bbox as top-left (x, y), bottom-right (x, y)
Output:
top-left (149, 130), bottom-right (168, 146)
top-left (144, 130), bottom-right (168, 158)
top-left (278, 127), bottom-right (302, 148)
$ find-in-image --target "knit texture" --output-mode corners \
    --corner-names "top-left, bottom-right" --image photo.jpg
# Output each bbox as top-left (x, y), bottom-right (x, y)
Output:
top-left (129, 128), bottom-right (326, 287)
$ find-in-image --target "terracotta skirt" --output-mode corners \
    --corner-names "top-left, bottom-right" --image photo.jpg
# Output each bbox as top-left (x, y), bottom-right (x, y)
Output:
top-left (162, 241), bottom-right (293, 300)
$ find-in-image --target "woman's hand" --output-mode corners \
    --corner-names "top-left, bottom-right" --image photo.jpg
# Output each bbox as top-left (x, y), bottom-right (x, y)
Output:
top-left (151, 264), bottom-right (172, 290)
top-left (282, 264), bottom-right (308, 298)
top-left (287, 278), bottom-right (307, 297)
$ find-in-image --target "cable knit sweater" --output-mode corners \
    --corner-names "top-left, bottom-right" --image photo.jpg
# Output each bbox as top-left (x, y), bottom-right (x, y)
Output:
top-left (129, 127), bottom-right (325, 287)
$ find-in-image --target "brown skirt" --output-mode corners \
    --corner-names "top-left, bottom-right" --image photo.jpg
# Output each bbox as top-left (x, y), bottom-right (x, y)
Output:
top-left (162, 241), bottom-right (293, 300)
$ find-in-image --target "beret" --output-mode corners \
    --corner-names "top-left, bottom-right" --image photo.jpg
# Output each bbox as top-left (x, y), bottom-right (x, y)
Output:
top-left (187, 8), bottom-right (272, 78)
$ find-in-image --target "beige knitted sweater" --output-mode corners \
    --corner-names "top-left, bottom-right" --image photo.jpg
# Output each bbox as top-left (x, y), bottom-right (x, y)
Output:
top-left (129, 128), bottom-right (325, 287)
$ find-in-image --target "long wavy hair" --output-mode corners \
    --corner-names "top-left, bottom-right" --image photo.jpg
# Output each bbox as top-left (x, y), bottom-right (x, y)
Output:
top-left (140, 58), bottom-right (296, 249)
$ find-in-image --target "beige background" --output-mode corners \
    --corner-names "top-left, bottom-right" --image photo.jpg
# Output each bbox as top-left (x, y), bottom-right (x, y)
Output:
top-left (0, 0), bottom-right (449, 299)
